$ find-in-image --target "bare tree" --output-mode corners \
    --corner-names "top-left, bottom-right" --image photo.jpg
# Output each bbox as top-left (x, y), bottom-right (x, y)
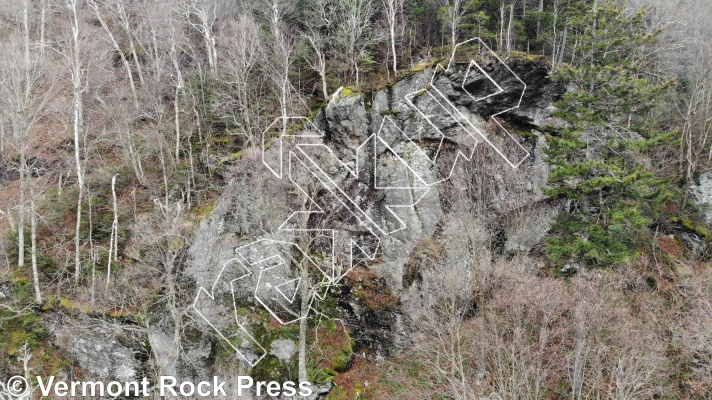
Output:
top-left (677, 44), bottom-right (712, 197)
top-left (169, 36), bottom-right (185, 163)
top-left (0, 0), bottom-right (52, 302)
top-left (302, 0), bottom-right (334, 104)
top-left (547, 0), bottom-right (562, 71)
top-left (29, 185), bottom-right (40, 304)
top-left (222, 14), bottom-right (263, 144)
top-left (127, 199), bottom-right (192, 377)
top-left (264, 0), bottom-right (298, 135)
top-left (63, 0), bottom-right (87, 284)
top-left (114, 0), bottom-right (146, 86)
top-left (106, 174), bottom-right (119, 289)
top-left (288, 172), bottom-right (338, 383)
top-left (537, 0), bottom-right (543, 37)
top-left (412, 262), bottom-right (478, 399)
top-left (89, 0), bottom-right (140, 111)
top-left (443, 0), bottom-right (464, 68)
top-left (304, 28), bottom-right (330, 101)
top-left (137, 0), bottom-right (172, 84)
top-left (506, 0), bottom-right (517, 56)
top-left (0, 341), bottom-right (35, 399)
top-left (381, 0), bottom-right (404, 75)
top-left (179, 0), bottom-right (219, 70)
top-left (334, 0), bottom-right (377, 86)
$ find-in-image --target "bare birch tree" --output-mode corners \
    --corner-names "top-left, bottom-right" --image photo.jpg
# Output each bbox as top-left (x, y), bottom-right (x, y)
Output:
top-left (381, 0), bottom-right (404, 75)
top-left (61, 0), bottom-right (87, 284)
top-left (106, 174), bottom-right (119, 289)
top-left (264, 0), bottom-right (297, 135)
top-left (89, 0), bottom-right (140, 111)
top-left (222, 14), bottom-right (263, 144)
top-left (443, 0), bottom-right (464, 68)
top-left (334, 0), bottom-right (377, 86)
top-left (0, 0), bottom-right (52, 302)
top-left (301, 0), bottom-right (333, 100)
top-left (179, 0), bottom-right (219, 70)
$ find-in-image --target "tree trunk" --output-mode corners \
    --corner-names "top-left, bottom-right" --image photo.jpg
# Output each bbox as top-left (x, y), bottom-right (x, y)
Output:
top-left (499, 2), bottom-right (506, 53)
top-left (117, 0), bottom-right (145, 86)
top-left (170, 42), bottom-right (184, 162)
top-left (18, 0), bottom-right (30, 271)
top-left (390, 19), bottom-right (397, 74)
top-left (90, 0), bottom-right (139, 111)
top-left (107, 174), bottom-right (119, 289)
top-left (298, 277), bottom-right (309, 382)
top-left (320, 57), bottom-right (329, 100)
top-left (174, 84), bottom-right (181, 162)
top-left (590, 0), bottom-right (598, 92)
top-left (40, 0), bottom-right (46, 55)
top-left (281, 71), bottom-right (288, 136)
top-left (70, 0), bottom-right (85, 284)
top-left (558, 20), bottom-right (568, 67)
top-left (30, 183), bottom-right (41, 304)
top-left (537, 0), bottom-right (543, 38)
top-left (507, 1), bottom-right (516, 55)
top-left (18, 135), bottom-right (25, 271)
top-left (551, 3), bottom-right (558, 70)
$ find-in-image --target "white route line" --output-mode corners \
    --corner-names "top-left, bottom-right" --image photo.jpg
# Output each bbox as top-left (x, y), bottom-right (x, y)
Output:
top-left (192, 256), bottom-right (267, 367)
top-left (193, 238), bottom-right (335, 366)
top-left (195, 37), bottom-right (529, 367)
top-left (280, 149), bottom-right (381, 283)
top-left (262, 117), bottom-right (323, 179)
top-left (295, 141), bottom-right (429, 237)
top-left (405, 37), bottom-right (530, 171)
top-left (404, 77), bottom-right (481, 185)
top-left (275, 277), bottom-right (301, 303)
top-left (252, 253), bottom-right (322, 325)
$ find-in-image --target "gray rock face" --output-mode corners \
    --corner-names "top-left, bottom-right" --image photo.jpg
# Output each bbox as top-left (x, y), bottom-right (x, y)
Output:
top-left (269, 339), bottom-right (297, 362)
top-left (29, 56), bottom-right (569, 400)
top-left (324, 92), bottom-right (372, 168)
top-left (504, 199), bottom-right (559, 257)
top-left (680, 232), bottom-right (707, 257)
top-left (690, 172), bottom-right (712, 227)
top-left (50, 315), bottom-right (141, 381)
top-left (167, 58), bottom-right (561, 397)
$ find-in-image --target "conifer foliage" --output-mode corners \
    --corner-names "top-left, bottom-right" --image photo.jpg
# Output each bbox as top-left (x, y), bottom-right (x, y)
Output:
top-left (543, 1), bottom-right (676, 267)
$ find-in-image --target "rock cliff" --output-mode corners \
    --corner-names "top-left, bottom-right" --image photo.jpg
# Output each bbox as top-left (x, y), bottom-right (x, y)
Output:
top-left (42, 58), bottom-right (568, 398)
top-left (172, 58), bottom-right (565, 391)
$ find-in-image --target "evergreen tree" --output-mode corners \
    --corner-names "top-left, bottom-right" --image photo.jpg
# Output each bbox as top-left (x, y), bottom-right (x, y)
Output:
top-left (544, 1), bottom-right (676, 267)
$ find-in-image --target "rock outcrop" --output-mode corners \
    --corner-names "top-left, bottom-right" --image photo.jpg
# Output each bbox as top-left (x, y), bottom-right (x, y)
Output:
top-left (46, 57), bottom-right (567, 398)
top-left (178, 57), bottom-right (565, 390)
top-left (690, 172), bottom-right (712, 228)
top-left (49, 314), bottom-right (144, 382)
